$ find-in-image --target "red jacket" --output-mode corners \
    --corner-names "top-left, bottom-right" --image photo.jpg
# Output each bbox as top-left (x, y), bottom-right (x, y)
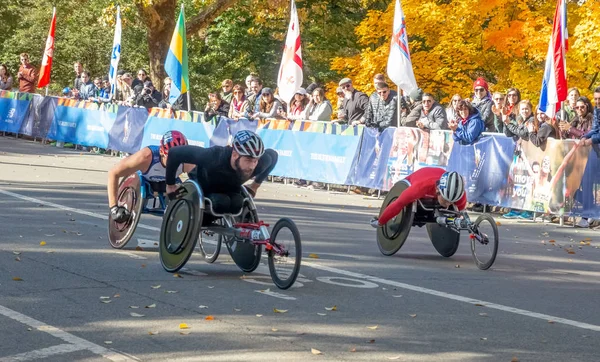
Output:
top-left (379, 167), bottom-right (467, 225)
top-left (18, 64), bottom-right (38, 93)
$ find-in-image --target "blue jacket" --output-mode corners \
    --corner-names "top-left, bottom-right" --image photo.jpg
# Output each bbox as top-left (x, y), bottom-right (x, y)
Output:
top-left (453, 109), bottom-right (485, 145)
top-left (584, 108), bottom-right (600, 144)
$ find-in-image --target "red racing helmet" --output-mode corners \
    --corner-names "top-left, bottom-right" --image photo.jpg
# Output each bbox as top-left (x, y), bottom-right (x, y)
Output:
top-left (160, 130), bottom-right (188, 155)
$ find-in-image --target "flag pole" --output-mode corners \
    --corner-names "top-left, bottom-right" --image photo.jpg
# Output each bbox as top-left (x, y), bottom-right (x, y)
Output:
top-left (397, 86), bottom-right (401, 128)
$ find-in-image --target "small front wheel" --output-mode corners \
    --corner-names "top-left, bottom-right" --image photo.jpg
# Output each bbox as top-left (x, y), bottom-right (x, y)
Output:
top-left (470, 214), bottom-right (499, 270)
top-left (268, 218), bottom-right (301, 290)
top-left (197, 221), bottom-right (222, 264)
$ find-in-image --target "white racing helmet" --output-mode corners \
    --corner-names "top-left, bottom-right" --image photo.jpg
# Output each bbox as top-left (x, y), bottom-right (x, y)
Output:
top-left (437, 171), bottom-right (465, 203)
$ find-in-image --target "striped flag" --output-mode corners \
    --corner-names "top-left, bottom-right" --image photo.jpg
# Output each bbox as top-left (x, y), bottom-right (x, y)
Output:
top-left (165, 4), bottom-right (189, 104)
top-left (37, 7), bottom-right (56, 88)
top-left (108, 6), bottom-right (122, 98)
top-left (386, 0), bottom-right (417, 94)
top-left (538, 0), bottom-right (568, 119)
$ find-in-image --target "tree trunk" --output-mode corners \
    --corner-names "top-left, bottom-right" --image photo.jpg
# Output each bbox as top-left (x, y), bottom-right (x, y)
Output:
top-left (137, 0), bottom-right (177, 89)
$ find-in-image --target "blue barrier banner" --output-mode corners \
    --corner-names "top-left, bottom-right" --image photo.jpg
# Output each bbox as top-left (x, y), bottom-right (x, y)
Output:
top-left (210, 117), bottom-right (258, 147)
top-left (107, 106), bottom-right (149, 153)
top-left (0, 97), bottom-right (31, 133)
top-left (573, 146), bottom-right (600, 218)
top-left (140, 115), bottom-right (214, 149)
top-left (47, 104), bottom-right (116, 148)
top-left (345, 127), bottom-right (395, 189)
top-left (258, 128), bottom-right (361, 184)
top-left (446, 135), bottom-right (515, 206)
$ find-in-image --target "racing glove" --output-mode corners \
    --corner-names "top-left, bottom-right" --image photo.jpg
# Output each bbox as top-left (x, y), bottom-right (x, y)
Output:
top-left (370, 217), bottom-right (381, 228)
top-left (110, 205), bottom-right (131, 223)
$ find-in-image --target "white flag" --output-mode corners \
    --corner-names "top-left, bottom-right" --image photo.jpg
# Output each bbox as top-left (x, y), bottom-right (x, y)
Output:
top-left (108, 6), bottom-right (122, 98)
top-left (277, 0), bottom-right (303, 104)
top-left (386, 0), bottom-right (417, 94)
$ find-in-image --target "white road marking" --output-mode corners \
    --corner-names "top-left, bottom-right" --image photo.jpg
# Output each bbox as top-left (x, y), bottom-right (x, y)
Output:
top-left (255, 289), bottom-right (296, 300)
top-left (316, 276), bottom-right (379, 288)
top-left (0, 343), bottom-right (86, 362)
top-left (120, 252), bottom-right (147, 260)
top-left (2, 188), bottom-right (600, 333)
top-left (0, 305), bottom-right (137, 361)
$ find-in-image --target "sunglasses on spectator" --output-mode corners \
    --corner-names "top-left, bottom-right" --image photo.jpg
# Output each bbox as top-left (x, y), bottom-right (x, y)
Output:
top-left (507, 93), bottom-right (517, 97)
top-left (575, 105), bottom-right (587, 110)
top-left (233, 91), bottom-right (243, 94)
top-left (452, 99), bottom-right (460, 103)
top-left (341, 84), bottom-right (351, 89)
top-left (377, 90), bottom-right (389, 95)
top-left (262, 93), bottom-right (271, 96)
top-left (474, 88), bottom-right (486, 92)
top-left (494, 97), bottom-right (504, 101)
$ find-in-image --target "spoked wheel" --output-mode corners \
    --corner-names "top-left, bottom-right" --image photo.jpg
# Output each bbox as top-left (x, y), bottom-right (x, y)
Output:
top-left (226, 206), bottom-right (262, 273)
top-left (197, 219), bottom-right (223, 263)
top-left (108, 173), bottom-right (144, 249)
top-left (268, 218), bottom-right (301, 290)
top-left (159, 181), bottom-right (203, 273)
top-left (377, 181), bottom-right (414, 256)
top-left (470, 214), bottom-right (499, 270)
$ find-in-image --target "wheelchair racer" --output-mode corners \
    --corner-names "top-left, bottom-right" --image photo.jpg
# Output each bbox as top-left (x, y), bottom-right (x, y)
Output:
top-left (108, 130), bottom-right (194, 223)
top-left (165, 130), bottom-right (278, 217)
top-left (370, 168), bottom-right (467, 228)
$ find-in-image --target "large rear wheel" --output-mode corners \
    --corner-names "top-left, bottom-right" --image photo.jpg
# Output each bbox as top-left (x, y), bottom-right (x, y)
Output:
top-left (376, 181), bottom-right (414, 256)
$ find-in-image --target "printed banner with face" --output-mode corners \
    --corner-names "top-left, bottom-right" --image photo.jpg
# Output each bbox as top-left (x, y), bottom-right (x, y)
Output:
top-left (383, 127), bottom-right (431, 191)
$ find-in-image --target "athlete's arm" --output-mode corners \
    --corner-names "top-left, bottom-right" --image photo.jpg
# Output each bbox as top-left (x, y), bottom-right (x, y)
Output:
top-left (165, 145), bottom-right (214, 185)
top-left (455, 192), bottom-right (467, 211)
top-left (107, 147), bottom-right (153, 208)
top-left (378, 183), bottom-right (423, 225)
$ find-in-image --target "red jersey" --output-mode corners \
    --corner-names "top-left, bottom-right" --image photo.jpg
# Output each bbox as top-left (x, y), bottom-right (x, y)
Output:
top-left (379, 167), bottom-right (467, 225)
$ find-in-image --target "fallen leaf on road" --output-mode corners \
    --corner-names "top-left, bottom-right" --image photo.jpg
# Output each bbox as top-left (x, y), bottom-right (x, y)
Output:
top-left (409, 314), bottom-right (417, 318)
top-left (479, 313), bottom-right (488, 317)
top-left (511, 357), bottom-right (519, 362)
top-left (173, 273), bottom-right (182, 278)
top-left (205, 315), bottom-right (214, 321)
top-left (40, 241), bottom-right (46, 246)
top-left (207, 286), bottom-right (214, 289)
top-left (12, 251), bottom-right (21, 255)
top-left (165, 290), bottom-right (178, 294)
top-left (256, 314), bottom-right (263, 317)
top-left (100, 296), bottom-right (110, 299)
top-left (455, 264), bottom-right (460, 268)
top-left (198, 305), bottom-right (208, 309)
top-left (393, 295), bottom-right (403, 298)
top-left (179, 323), bottom-right (189, 329)
top-left (180, 331), bottom-right (190, 335)
top-left (480, 337), bottom-right (487, 341)
top-left (317, 313), bottom-right (326, 316)
top-left (549, 240), bottom-right (555, 243)
top-left (12, 277), bottom-right (23, 281)
top-left (584, 237), bottom-right (592, 241)
top-left (495, 221), bottom-right (501, 226)
top-left (367, 326), bottom-right (378, 330)
top-left (234, 308), bottom-right (241, 312)
top-left (148, 331), bottom-right (159, 335)
top-left (548, 320), bottom-right (555, 324)
top-left (325, 306), bottom-right (337, 311)
top-left (113, 294), bottom-right (120, 298)
top-left (101, 300), bottom-right (112, 304)
top-left (350, 347), bottom-right (356, 353)
top-left (387, 356), bottom-right (402, 360)
top-left (145, 304), bottom-right (156, 309)
top-left (130, 313), bottom-right (145, 317)
top-left (274, 308), bottom-right (288, 313)
top-left (311, 348), bottom-right (322, 355)
top-left (366, 339), bottom-right (375, 344)
top-left (151, 285), bottom-right (161, 289)
top-left (15, 257), bottom-right (21, 262)
top-left (44, 234), bottom-right (55, 237)
top-left (475, 304), bottom-right (484, 307)
top-left (141, 264), bottom-right (146, 268)
top-left (46, 250), bottom-right (55, 254)
top-left (135, 246), bottom-right (143, 251)
top-left (271, 328), bottom-right (278, 332)
top-left (104, 341), bottom-right (112, 345)
top-left (308, 253), bottom-right (319, 259)
top-left (129, 306), bottom-right (139, 309)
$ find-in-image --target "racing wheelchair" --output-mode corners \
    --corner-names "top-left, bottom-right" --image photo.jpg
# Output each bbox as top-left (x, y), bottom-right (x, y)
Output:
top-left (158, 180), bottom-right (302, 290)
top-left (108, 171), bottom-right (169, 249)
top-left (376, 180), bottom-right (499, 270)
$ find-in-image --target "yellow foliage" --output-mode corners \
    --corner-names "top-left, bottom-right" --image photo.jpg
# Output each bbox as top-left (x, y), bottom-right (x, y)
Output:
top-left (331, 0), bottom-right (599, 104)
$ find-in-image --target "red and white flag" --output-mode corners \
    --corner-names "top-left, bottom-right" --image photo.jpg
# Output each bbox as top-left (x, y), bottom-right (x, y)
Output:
top-left (386, 0), bottom-right (417, 94)
top-left (277, 0), bottom-right (303, 104)
top-left (38, 7), bottom-right (56, 88)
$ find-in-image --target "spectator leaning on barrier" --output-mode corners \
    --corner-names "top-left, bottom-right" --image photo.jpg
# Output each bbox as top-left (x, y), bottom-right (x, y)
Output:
top-left (491, 92), bottom-right (507, 133)
top-left (557, 87), bottom-right (580, 122)
top-left (159, 77), bottom-right (194, 111)
top-left (505, 87), bottom-right (521, 121)
top-left (529, 107), bottom-right (561, 149)
top-left (221, 79), bottom-right (233, 104)
top-left (504, 99), bottom-right (534, 141)
top-left (0, 64), bottom-right (14, 90)
top-left (338, 78), bottom-right (369, 124)
top-left (249, 87), bottom-right (283, 120)
top-left (560, 96), bottom-right (594, 139)
top-left (17, 53), bottom-right (38, 93)
top-left (280, 88), bottom-right (308, 120)
top-left (133, 80), bottom-right (161, 109)
top-left (245, 78), bottom-right (264, 117)
top-left (358, 82), bottom-right (397, 131)
top-left (446, 94), bottom-right (461, 123)
top-left (204, 92), bottom-right (230, 121)
top-left (407, 93), bottom-right (448, 130)
top-left (158, 77), bottom-right (172, 108)
top-left (116, 72), bottom-right (134, 105)
top-left (78, 71), bottom-right (96, 100)
top-left (304, 87), bottom-right (333, 121)
top-left (400, 87), bottom-right (424, 126)
top-left (245, 74), bottom-right (257, 97)
top-left (582, 88), bottom-right (600, 146)
top-left (228, 84), bottom-right (249, 120)
top-left (471, 77), bottom-right (494, 131)
top-left (449, 99), bottom-right (485, 145)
